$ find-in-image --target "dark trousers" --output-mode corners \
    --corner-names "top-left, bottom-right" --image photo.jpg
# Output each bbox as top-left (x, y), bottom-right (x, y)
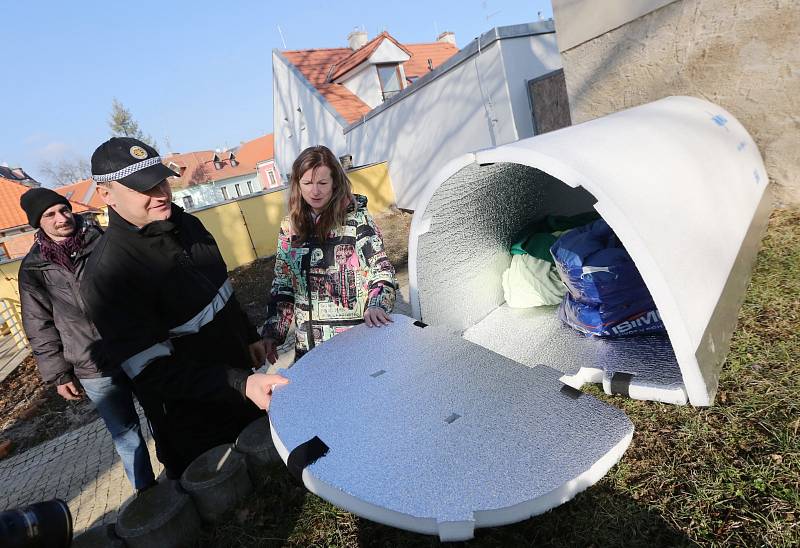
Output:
top-left (134, 362), bottom-right (263, 479)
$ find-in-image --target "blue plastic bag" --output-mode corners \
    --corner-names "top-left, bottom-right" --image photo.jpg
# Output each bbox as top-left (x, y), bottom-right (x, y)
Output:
top-left (550, 219), bottom-right (665, 337)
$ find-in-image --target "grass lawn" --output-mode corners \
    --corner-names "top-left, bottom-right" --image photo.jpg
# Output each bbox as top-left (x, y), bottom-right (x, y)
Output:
top-left (207, 208), bottom-right (799, 547)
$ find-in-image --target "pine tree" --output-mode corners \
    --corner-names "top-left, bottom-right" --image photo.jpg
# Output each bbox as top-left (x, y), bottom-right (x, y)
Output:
top-left (108, 98), bottom-right (157, 148)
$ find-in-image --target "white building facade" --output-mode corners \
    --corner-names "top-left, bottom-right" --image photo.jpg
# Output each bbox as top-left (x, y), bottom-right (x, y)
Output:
top-left (273, 22), bottom-right (563, 210)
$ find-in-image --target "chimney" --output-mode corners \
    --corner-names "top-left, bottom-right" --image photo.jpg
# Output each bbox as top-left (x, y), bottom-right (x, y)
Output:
top-left (348, 29), bottom-right (368, 50)
top-left (437, 31), bottom-right (456, 46)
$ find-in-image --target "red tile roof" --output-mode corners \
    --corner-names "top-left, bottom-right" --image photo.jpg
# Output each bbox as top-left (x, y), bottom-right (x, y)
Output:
top-left (317, 84), bottom-right (374, 125)
top-left (281, 33), bottom-right (458, 125)
top-left (282, 48), bottom-right (373, 125)
top-left (329, 32), bottom-right (412, 81)
top-left (4, 232), bottom-right (36, 259)
top-left (54, 178), bottom-right (106, 209)
top-left (235, 134), bottom-right (274, 167)
top-left (403, 42), bottom-right (459, 79)
top-left (165, 134), bottom-right (275, 190)
top-left (0, 177), bottom-right (96, 231)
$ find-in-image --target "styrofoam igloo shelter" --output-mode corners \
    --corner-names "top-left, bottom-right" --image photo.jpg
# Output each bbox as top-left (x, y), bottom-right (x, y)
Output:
top-left (409, 95), bottom-right (771, 407)
top-left (269, 96), bottom-right (771, 541)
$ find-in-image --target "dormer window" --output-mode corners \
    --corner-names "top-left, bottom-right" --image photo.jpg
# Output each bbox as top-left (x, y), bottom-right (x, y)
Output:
top-left (229, 153), bottom-right (239, 167)
top-left (212, 153), bottom-right (223, 170)
top-left (377, 64), bottom-right (403, 102)
top-left (168, 162), bottom-right (184, 176)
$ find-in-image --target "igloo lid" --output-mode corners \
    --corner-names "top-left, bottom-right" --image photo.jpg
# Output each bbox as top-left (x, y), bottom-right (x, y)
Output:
top-left (269, 315), bottom-right (634, 541)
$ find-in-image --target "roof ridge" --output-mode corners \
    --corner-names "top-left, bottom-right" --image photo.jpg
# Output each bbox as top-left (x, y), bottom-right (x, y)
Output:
top-left (282, 46), bottom-right (352, 53)
top-left (406, 41), bottom-right (459, 47)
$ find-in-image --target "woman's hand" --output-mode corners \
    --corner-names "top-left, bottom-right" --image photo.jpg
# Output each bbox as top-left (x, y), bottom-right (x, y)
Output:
top-left (364, 307), bottom-right (393, 327)
top-left (248, 340), bottom-right (267, 368)
top-left (262, 338), bottom-right (280, 365)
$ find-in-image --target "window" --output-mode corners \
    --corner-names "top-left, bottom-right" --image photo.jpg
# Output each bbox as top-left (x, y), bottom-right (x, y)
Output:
top-left (168, 162), bottom-right (184, 177)
top-left (247, 181), bottom-right (253, 193)
top-left (377, 64), bottom-right (403, 101)
top-left (0, 244), bottom-right (8, 262)
top-left (229, 153), bottom-right (239, 167)
top-left (182, 195), bottom-right (194, 210)
top-left (234, 184), bottom-right (241, 197)
top-left (267, 171), bottom-right (277, 188)
top-left (221, 187), bottom-right (229, 200)
top-left (213, 153), bottom-right (223, 170)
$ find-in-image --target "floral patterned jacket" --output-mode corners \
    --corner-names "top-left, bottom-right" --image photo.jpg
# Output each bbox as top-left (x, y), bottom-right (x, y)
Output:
top-left (263, 194), bottom-right (397, 354)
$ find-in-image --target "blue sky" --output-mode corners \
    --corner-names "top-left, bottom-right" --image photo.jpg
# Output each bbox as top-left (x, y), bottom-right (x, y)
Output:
top-left (2, 0), bottom-right (552, 184)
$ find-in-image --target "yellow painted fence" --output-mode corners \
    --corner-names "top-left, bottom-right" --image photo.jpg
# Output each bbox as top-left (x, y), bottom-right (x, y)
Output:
top-left (193, 187), bottom-right (289, 269)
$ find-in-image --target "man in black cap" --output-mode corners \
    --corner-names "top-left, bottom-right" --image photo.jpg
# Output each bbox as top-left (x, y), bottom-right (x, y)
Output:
top-left (82, 137), bottom-right (287, 478)
top-left (18, 187), bottom-right (156, 492)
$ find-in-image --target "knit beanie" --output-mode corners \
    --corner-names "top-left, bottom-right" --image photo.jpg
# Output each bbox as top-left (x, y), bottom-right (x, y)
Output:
top-left (19, 188), bottom-right (71, 228)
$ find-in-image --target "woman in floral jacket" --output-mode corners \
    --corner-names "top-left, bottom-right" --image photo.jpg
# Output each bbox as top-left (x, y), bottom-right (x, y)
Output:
top-left (262, 145), bottom-right (397, 363)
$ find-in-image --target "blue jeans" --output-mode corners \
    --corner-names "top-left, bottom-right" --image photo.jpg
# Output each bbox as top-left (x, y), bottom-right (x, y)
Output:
top-left (80, 373), bottom-right (155, 490)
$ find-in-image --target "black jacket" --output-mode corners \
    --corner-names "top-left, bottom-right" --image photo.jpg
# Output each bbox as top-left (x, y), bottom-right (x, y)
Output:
top-left (19, 220), bottom-right (112, 385)
top-left (80, 205), bottom-right (258, 399)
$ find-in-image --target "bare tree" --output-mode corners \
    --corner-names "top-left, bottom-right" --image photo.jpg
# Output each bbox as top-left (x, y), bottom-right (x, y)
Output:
top-left (38, 156), bottom-right (91, 186)
top-left (108, 98), bottom-right (157, 148)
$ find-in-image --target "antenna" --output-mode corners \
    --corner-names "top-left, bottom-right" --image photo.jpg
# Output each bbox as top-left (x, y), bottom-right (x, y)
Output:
top-left (277, 25), bottom-right (287, 49)
top-left (481, 0), bottom-right (501, 22)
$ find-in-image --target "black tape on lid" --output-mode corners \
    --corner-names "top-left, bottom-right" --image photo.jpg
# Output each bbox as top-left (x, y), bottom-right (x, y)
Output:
top-left (413, 320), bottom-right (428, 328)
top-left (610, 372), bottom-right (635, 397)
top-left (287, 436), bottom-right (329, 482)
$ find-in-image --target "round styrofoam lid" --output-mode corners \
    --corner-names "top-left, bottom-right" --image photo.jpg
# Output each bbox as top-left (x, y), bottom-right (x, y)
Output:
top-left (269, 315), bottom-right (633, 541)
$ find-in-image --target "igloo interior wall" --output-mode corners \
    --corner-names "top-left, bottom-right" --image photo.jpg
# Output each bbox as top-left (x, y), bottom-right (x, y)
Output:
top-left (414, 162), bottom-right (688, 404)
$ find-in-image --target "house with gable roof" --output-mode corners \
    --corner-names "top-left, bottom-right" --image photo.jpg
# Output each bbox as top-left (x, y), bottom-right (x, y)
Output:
top-left (165, 133), bottom-right (283, 211)
top-left (274, 22), bottom-right (567, 210)
top-left (0, 177), bottom-right (99, 261)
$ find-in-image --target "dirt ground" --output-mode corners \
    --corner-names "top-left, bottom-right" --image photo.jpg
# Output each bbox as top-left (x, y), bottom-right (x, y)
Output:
top-left (0, 208), bottom-right (413, 459)
top-left (0, 356), bottom-right (96, 459)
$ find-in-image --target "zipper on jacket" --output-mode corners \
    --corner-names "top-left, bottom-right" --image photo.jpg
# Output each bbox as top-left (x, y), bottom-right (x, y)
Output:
top-left (303, 244), bottom-right (315, 351)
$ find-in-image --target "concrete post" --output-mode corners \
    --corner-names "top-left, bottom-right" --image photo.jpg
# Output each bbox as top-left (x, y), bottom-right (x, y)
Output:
top-left (235, 416), bottom-right (281, 486)
top-left (180, 444), bottom-right (252, 523)
top-left (114, 480), bottom-right (201, 548)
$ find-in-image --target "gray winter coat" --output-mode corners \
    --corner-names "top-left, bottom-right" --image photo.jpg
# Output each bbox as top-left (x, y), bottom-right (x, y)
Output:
top-left (19, 221), bottom-right (113, 385)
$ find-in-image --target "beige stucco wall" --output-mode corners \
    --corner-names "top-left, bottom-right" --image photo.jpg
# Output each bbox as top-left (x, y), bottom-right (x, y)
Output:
top-left (552, 0), bottom-right (678, 52)
top-left (560, 0), bottom-right (800, 205)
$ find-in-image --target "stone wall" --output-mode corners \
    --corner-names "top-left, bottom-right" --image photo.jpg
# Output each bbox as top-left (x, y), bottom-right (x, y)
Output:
top-left (560, 0), bottom-right (799, 205)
